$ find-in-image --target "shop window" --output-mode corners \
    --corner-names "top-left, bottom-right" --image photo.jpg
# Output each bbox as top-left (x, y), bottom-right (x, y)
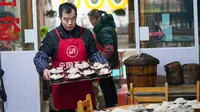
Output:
top-left (139, 0), bottom-right (194, 48)
top-left (0, 0), bottom-right (34, 51)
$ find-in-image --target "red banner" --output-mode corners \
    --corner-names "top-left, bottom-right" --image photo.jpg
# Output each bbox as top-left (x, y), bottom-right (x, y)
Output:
top-left (0, 0), bottom-right (16, 6)
top-left (0, 16), bottom-right (20, 41)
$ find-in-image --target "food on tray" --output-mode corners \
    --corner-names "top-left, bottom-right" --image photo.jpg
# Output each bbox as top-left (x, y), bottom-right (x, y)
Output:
top-left (75, 61), bottom-right (89, 69)
top-left (49, 74), bottom-right (64, 80)
top-left (174, 97), bottom-right (187, 104)
top-left (99, 68), bottom-right (111, 75)
top-left (56, 67), bottom-right (63, 70)
top-left (49, 68), bottom-right (64, 74)
top-left (110, 108), bottom-right (127, 112)
top-left (192, 103), bottom-right (200, 109)
top-left (187, 100), bottom-right (199, 106)
top-left (94, 110), bottom-right (111, 112)
top-left (66, 73), bottom-right (81, 79)
top-left (151, 98), bottom-right (198, 112)
top-left (146, 104), bottom-right (161, 109)
top-left (81, 69), bottom-right (95, 76)
top-left (91, 62), bottom-right (106, 69)
top-left (127, 105), bottom-right (146, 112)
top-left (66, 67), bottom-right (80, 74)
top-left (49, 68), bottom-right (57, 73)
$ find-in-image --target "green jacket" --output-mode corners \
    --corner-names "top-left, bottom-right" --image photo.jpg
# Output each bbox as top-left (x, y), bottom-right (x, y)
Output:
top-left (93, 13), bottom-right (119, 69)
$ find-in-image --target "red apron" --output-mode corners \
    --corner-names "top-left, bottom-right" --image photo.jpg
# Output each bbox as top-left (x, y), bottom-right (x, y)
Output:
top-left (93, 34), bottom-right (104, 53)
top-left (52, 28), bottom-right (95, 110)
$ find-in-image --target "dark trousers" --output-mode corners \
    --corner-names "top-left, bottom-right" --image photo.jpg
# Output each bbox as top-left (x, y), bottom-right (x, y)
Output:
top-left (99, 77), bottom-right (118, 107)
top-left (59, 110), bottom-right (76, 112)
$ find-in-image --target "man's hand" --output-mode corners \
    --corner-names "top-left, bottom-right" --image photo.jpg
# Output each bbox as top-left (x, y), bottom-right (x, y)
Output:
top-left (43, 69), bottom-right (50, 80)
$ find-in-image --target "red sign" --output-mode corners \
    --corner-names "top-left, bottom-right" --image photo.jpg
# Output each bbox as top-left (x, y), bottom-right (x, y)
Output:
top-left (0, 0), bottom-right (16, 6)
top-left (149, 30), bottom-right (163, 38)
top-left (0, 16), bottom-right (20, 41)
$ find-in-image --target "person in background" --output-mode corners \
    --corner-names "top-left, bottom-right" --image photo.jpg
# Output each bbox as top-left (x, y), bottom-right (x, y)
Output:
top-left (0, 11), bottom-right (15, 112)
top-left (88, 9), bottom-right (119, 69)
top-left (34, 3), bottom-right (107, 112)
top-left (0, 11), bottom-right (16, 51)
top-left (88, 9), bottom-right (119, 108)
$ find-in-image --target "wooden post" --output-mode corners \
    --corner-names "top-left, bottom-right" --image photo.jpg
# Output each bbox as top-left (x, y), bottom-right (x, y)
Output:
top-left (27, 0), bottom-right (33, 29)
top-left (140, 0), bottom-right (145, 26)
top-left (36, 0), bottom-right (46, 111)
top-left (20, 0), bottom-right (34, 50)
top-left (139, 0), bottom-right (147, 48)
top-left (197, 81), bottom-right (200, 101)
top-left (128, 0), bottom-right (135, 45)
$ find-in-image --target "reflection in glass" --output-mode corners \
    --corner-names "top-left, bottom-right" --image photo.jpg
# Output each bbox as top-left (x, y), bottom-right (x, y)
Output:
top-left (139, 0), bottom-right (194, 48)
top-left (0, 0), bottom-right (34, 51)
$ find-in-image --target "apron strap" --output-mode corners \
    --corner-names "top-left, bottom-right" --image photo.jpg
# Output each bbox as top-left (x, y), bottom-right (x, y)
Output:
top-left (54, 28), bottom-right (62, 40)
top-left (92, 34), bottom-right (104, 52)
top-left (79, 27), bottom-right (83, 37)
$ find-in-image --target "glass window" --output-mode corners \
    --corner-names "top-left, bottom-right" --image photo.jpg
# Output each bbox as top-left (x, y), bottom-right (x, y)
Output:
top-left (0, 0), bottom-right (34, 51)
top-left (139, 0), bottom-right (194, 48)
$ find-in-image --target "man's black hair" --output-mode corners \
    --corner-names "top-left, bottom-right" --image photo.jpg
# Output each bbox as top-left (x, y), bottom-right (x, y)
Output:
top-left (59, 2), bottom-right (77, 17)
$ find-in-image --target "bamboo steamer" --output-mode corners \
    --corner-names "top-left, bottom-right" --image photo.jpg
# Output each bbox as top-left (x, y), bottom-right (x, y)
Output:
top-left (183, 64), bottom-right (200, 84)
top-left (124, 53), bottom-right (159, 89)
top-left (164, 61), bottom-right (183, 85)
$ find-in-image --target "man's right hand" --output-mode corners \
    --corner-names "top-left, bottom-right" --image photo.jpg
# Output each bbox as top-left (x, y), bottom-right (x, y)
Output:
top-left (43, 69), bottom-right (50, 80)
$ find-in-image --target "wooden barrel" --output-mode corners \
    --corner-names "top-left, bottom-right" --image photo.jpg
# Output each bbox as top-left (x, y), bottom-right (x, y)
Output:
top-left (126, 64), bottom-right (157, 89)
top-left (164, 61), bottom-right (183, 85)
top-left (124, 53), bottom-right (159, 90)
top-left (183, 64), bottom-right (200, 84)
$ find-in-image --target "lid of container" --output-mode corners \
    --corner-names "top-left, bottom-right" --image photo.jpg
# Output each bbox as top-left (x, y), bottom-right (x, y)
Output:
top-left (123, 53), bottom-right (160, 66)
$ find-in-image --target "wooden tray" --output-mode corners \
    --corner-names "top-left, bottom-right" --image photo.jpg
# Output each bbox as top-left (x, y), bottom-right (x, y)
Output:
top-left (51, 75), bottom-right (112, 84)
top-left (83, 73), bottom-right (97, 79)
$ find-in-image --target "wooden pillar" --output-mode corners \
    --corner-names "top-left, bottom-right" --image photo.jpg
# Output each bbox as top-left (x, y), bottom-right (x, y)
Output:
top-left (36, 0), bottom-right (46, 111)
top-left (139, 0), bottom-right (147, 48)
top-left (128, 0), bottom-right (135, 44)
top-left (27, 0), bottom-right (33, 29)
top-left (140, 0), bottom-right (145, 26)
top-left (20, 0), bottom-right (34, 50)
top-left (20, 0), bottom-right (28, 49)
top-left (37, 0), bottom-right (45, 49)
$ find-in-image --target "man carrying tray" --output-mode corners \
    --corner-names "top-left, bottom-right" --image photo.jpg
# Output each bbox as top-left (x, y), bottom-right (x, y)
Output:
top-left (33, 2), bottom-right (107, 112)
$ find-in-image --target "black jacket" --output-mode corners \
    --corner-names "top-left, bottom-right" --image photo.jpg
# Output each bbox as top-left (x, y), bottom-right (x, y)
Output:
top-left (93, 13), bottom-right (119, 69)
top-left (0, 69), bottom-right (6, 102)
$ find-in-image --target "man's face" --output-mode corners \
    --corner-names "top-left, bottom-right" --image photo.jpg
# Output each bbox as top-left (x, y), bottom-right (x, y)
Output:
top-left (60, 9), bottom-right (77, 31)
top-left (88, 16), bottom-right (99, 27)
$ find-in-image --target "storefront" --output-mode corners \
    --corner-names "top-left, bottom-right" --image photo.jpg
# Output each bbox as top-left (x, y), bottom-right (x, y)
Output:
top-left (0, 0), bottom-right (199, 111)
top-left (133, 0), bottom-right (199, 74)
top-left (0, 0), bottom-right (40, 112)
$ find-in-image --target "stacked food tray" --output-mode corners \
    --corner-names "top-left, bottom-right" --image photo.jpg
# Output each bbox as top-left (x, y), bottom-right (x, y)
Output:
top-left (49, 61), bottom-right (112, 84)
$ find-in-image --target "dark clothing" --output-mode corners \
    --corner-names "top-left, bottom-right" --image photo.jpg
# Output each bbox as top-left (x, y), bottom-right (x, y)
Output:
top-left (0, 68), bottom-right (6, 112)
top-left (0, 69), bottom-right (6, 102)
top-left (99, 77), bottom-right (118, 107)
top-left (34, 24), bottom-right (106, 75)
top-left (93, 13), bottom-right (119, 69)
top-left (92, 13), bottom-right (118, 107)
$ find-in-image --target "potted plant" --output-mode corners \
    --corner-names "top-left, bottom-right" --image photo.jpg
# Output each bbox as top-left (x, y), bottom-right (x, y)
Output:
top-left (40, 26), bottom-right (49, 39)
top-left (45, 9), bottom-right (57, 18)
top-left (113, 8), bottom-right (126, 16)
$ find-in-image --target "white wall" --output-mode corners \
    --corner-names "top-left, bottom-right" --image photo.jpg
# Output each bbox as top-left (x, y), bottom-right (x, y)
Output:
top-left (1, 51), bottom-right (40, 112)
